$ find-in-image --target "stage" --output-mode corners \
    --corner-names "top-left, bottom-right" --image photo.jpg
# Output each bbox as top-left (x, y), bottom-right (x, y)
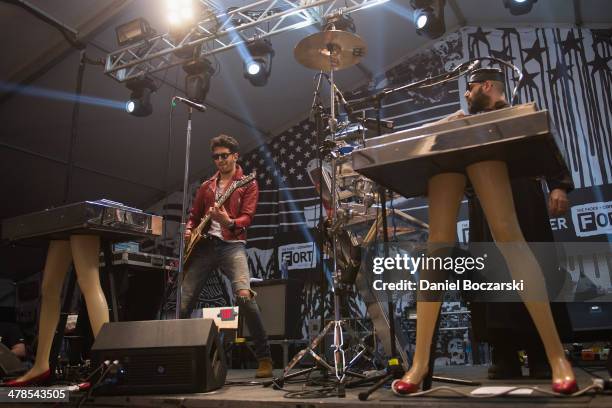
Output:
top-left (67, 365), bottom-right (611, 408)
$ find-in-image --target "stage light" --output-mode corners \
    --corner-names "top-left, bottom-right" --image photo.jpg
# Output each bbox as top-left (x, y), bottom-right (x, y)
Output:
top-left (125, 100), bottom-right (136, 113)
top-left (244, 39), bottom-right (275, 87)
top-left (246, 61), bottom-right (262, 76)
top-left (115, 18), bottom-right (155, 47)
top-left (416, 13), bottom-right (428, 29)
top-left (125, 77), bottom-right (156, 117)
top-left (410, 0), bottom-right (446, 39)
top-left (183, 58), bottom-right (215, 102)
top-left (166, 0), bottom-right (195, 27)
top-left (503, 0), bottom-right (537, 15)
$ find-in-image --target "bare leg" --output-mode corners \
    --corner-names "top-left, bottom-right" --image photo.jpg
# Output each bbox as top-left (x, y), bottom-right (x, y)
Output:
top-left (70, 235), bottom-right (109, 337)
top-left (466, 160), bottom-right (574, 386)
top-left (15, 241), bottom-right (72, 381)
top-left (400, 172), bottom-right (466, 385)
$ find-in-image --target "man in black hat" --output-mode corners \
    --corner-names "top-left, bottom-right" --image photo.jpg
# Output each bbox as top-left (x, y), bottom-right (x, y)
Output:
top-left (454, 67), bottom-right (573, 379)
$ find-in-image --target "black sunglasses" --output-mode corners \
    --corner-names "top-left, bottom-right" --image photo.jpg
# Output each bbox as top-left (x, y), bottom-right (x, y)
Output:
top-left (212, 152), bottom-right (233, 160)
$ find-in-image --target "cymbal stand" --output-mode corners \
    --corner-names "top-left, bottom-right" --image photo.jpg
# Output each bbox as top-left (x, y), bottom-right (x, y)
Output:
top-left (263, 44), bottom-right (368, 397)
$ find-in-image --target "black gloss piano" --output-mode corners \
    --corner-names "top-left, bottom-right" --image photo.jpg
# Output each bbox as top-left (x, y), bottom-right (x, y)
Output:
top-left (351, 103), bottom-right (570, 198)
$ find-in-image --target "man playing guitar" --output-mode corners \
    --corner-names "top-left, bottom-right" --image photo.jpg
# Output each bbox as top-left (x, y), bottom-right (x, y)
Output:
top-left (181, 134), bottom-right (272, 378)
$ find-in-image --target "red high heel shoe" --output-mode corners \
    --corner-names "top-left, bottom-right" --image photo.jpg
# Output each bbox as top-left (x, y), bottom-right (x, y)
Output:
top-left (391, 379), bottom-right (420, 395)
top-left (552, 379), bottom-right (578, 395)
top-left (2, 369), bottom-right (51, 387)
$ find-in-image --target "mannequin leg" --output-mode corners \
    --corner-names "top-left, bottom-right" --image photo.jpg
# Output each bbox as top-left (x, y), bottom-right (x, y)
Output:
top-left (466, 161), bottom-right (575, 388)
top-left (398, 172), bottom-right (466, 387)
top-left (70, 235), bottom-right (109, 337)
top-left (15, 241), bottom-right (72, 381)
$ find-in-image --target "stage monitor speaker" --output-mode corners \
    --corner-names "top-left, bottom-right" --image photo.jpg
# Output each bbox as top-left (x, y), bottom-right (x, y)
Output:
top-left (555, 302), bottom-right (612, 342)
top-left (243, 279), bottom-right (303, 339)
top-left (91, 319), bottom-right (226, 395)
top-left (0, 343), bottom-right (25, 378)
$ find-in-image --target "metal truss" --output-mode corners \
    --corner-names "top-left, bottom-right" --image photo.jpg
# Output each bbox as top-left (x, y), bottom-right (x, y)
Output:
top-left (104, 0), bottom-right (389, 83)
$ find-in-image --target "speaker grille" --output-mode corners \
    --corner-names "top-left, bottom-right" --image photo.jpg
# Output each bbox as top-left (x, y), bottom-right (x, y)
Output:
top-left (119, 351), bottom-right (196, 386)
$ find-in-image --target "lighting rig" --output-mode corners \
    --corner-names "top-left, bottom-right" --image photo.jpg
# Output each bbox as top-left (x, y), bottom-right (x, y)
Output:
top-left (104, 0), bottom-right (390, 84)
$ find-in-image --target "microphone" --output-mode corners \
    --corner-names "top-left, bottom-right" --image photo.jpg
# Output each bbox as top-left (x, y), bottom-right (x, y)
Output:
top-left (466, 59), bottom-right (481, 72)
top-left (173, 96), bottom-right (207, 112)
top-left (320, 73), bottom-right (352, 116)
top-left (332, 84), bottom-right (353, 115)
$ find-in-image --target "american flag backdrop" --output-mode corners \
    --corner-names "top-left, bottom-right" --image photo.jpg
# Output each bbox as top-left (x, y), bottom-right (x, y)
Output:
top-left (242, 120), bottom-right (322, 249)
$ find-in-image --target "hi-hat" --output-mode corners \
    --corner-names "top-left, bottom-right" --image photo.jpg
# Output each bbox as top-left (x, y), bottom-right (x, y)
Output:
top-left (294, 30), bottom-right (367, 71)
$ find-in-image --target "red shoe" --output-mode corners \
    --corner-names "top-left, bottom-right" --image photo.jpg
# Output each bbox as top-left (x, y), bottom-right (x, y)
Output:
top-left (2, 369), bottom-right (51, 387)
top-left (391, 379), bottom-right (420, 395)
top-left (552, 379), bottom-right (578, 395)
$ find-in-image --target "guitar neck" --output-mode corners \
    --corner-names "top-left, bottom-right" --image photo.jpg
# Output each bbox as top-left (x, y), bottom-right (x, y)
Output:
top-left (194, 181), bottom-right (237, 234)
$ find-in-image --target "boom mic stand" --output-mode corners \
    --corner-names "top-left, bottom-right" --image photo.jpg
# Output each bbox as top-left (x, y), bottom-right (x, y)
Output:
top-left (172, 96), bottom-right (206, 319)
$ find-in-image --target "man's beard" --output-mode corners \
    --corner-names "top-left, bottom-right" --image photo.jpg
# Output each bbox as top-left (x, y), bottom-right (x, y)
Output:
top-left (467, 88), bottom-right (492, 114)
top-left (218, 162), bottom-right (235, 175)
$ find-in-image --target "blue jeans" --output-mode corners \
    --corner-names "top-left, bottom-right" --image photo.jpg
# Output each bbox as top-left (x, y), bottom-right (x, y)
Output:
top-left (180, 237), bottom-right (271, 360)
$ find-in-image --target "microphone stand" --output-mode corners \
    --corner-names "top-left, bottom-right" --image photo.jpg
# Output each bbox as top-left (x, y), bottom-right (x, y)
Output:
top-left (173, 98), bottom-right (199, 319)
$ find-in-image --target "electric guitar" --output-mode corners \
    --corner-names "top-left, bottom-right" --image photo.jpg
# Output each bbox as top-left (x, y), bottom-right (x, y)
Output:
top-left (183, 172), bottom-right (256, 264)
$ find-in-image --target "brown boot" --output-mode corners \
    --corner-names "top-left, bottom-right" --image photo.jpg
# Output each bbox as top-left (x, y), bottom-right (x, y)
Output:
top-left (255, 358), bottom-right (273, 378)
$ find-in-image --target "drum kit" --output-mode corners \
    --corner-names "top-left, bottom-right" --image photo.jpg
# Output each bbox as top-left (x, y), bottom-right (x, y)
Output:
top-left (294, 16), bottom-right (384, 224)
top-left (277, 14), bottom-right (391, 392)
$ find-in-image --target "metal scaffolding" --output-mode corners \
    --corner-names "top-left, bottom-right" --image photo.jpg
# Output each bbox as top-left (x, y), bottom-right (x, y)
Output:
top-left (104, 0), bottom-right (388, 83)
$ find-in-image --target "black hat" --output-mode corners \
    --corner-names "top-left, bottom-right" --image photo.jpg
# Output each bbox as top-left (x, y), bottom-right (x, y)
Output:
top-left (467, 67), bottom-right (504, 84)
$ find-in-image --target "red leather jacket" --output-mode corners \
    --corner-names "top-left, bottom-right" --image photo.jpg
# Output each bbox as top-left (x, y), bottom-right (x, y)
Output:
top-left (186, 165), bottom-right (258, 241)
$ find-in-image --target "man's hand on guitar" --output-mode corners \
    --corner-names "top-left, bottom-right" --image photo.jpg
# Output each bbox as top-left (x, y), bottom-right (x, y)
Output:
top-left (210, 204), bottom-right (232, 227)
top-left (184, 229), bottom-right (192, 241)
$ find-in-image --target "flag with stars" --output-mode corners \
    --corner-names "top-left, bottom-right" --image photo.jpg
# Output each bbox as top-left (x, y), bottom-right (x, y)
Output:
top-left (465, 26), bottom-right (611, 188)
top-left (242, 118), bottom-right (322, 250)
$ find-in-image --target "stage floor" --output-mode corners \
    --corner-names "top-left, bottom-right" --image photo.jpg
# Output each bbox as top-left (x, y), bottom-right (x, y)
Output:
top-left (77, 365), bottom-right (611, 408)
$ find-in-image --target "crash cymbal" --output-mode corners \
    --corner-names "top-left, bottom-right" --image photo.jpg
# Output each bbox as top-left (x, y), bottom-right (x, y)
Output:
top-left (294, 30), bottom-right (367, 71)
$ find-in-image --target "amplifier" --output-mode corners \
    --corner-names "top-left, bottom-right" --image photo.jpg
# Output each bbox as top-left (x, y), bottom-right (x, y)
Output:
top-left (243, 279), bottom-right (303, 339)
top-left (99, 251), bottom-right (177, 321)
top-left (99, 250), bottom-right (177, 270)
top-left (91, 319), bottom-right (226, 395)
top-left (556, 302), bottom-right (612, 342)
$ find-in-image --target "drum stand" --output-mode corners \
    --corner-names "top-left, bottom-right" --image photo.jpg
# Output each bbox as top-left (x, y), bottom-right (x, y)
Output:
top-left (264, 45), bottom-right (373, 398)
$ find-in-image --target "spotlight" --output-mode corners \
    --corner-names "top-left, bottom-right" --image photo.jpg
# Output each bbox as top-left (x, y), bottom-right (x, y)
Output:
top-left (166, 0), bottom-right (195, 28)
top-left (416, 13), bottom-right (429, 29)
top-left (115, 18), bottom-right (155, 47)
top-left (125, 77), bottom-right (157, 117)
top-left (503, 0), bottom-right (537, 15)
top-left (183, 58), bottom-right (215, 102)
top-left (244, 39), bottom-right (275, 87)
top-left (410, 0), bottom-right (446, 39)
top-left (246, 61), bottom-right (262, 76)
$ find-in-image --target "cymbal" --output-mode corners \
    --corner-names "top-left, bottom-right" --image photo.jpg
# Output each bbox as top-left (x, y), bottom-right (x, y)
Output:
top-left (294, 30), bottom-right (367, 71)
